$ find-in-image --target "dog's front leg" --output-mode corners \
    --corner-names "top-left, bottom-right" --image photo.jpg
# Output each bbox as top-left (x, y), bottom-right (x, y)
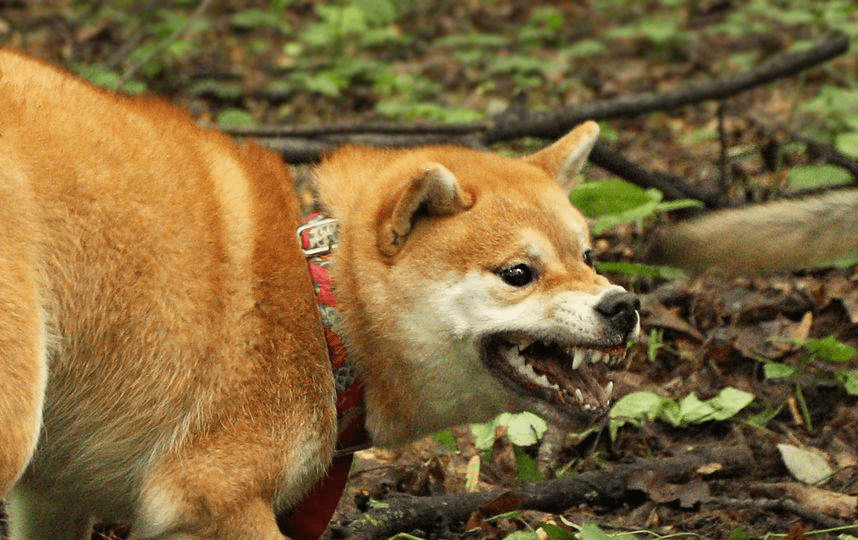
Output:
top-left (0, 185), bottom-right (47, 498)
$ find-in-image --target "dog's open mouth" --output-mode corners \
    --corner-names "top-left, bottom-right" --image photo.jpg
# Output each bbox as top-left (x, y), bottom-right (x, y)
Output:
top-left (481, 333), bottom-right (628, 426)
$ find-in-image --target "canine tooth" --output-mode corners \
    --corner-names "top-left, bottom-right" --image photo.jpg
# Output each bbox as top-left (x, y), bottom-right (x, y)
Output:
top-left (575, 388), bottom-right (583, 404)
top-left (517, 338), bottom-right (534, 352)
top-left (572, 348), bottom-right (586, 370)
top-left (604, 381), bottom-right (614, 398)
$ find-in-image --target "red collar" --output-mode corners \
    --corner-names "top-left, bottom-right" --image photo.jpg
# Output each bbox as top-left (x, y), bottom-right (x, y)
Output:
top-left (279, 213), bottom-right (370, 540)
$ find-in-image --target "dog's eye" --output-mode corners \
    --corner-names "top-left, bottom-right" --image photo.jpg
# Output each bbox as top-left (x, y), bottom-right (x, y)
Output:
top-left (498, 264), bottom-right (535, 287)
top-left (583, 249), bottom-right (594, 267)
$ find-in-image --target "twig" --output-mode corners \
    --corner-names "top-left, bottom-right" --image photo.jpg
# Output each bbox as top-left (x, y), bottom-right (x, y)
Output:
top-left (717, 102), bottom-right (730, 192)
top-left (709, 496), bottom-right (858, 534)
top-left (587, 142), bottom-right (730, 208)
top-left (344, 444), bottom-right (754, 539)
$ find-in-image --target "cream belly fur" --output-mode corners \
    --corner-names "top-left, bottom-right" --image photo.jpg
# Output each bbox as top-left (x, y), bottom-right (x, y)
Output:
top-left (0, 47), bottom-right (639, 539)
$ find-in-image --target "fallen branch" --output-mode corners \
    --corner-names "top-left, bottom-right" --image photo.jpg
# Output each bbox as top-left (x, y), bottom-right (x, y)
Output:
top-left (343, 444), bottom-right (754, 539)
top-left (588, 142), bottom-right (730, 208)
top-left (233, 31), bottom-right (848, 167)
top-left (484, 31), bottom-right (849, 142)
top-left (239, 33), bottom-right (848, 206)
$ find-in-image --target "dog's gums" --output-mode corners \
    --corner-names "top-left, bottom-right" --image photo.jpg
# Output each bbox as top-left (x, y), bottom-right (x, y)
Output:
top-left (481, 333), bottom-right (627, 420)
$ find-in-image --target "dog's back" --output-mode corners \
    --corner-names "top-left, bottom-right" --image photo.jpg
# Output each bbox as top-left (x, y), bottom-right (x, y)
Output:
top-left (0, 48), bottom-right (335, 538)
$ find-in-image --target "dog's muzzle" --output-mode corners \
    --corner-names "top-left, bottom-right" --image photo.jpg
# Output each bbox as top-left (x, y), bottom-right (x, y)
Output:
top-left (480, 289), bottom-right (640, 428)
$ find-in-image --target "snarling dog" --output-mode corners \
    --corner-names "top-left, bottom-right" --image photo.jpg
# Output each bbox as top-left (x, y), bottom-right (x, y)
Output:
top-left (0, 47), bottom-right (639, 539)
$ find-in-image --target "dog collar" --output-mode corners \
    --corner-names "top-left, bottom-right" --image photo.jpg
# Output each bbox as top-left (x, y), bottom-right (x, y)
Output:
top-left (281, 212), bottom-right (369, 540)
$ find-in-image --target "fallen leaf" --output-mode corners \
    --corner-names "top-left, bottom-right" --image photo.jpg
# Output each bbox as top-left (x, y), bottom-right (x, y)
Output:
top-left (777, 443), bottom-right (833, 485)
top-left (753, 481), bottom-right (858, 519)
top-left (465, 454), bottom-right (481, 493)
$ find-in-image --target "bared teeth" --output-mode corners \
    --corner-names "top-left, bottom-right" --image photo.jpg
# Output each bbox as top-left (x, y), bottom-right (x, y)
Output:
top-left (504, 345), bottom-right (559, 390)
top-left (574, 388), bottom-right (583, 404)
top-left (572, 348), bottom-right (586, 369)
top-left (604, 381), bottom-right (614, 398)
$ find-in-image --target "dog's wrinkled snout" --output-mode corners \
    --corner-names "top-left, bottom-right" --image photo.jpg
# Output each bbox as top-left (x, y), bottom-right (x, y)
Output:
top-left (595, 290), bottom-right (640, 337)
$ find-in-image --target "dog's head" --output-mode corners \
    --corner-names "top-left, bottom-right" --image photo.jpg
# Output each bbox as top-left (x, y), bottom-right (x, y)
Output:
top-left (317, 122), bottom-right (640, 444)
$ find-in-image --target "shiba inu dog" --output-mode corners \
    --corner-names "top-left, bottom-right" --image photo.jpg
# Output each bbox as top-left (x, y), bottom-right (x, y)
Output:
top-left (0, 47), bottom-right (640, 539)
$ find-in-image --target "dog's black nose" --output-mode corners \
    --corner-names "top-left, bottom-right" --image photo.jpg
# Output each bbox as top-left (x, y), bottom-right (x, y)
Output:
top-left (595, 290), bottom-right (640, 335)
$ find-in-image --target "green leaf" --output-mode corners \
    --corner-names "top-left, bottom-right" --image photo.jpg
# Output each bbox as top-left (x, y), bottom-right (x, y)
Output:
top-left (838, 370), bottom-right (858, 396)
top-left (591, 199), bottom-right (660, 234)
top-left (647, 328), bottom-right (663, 362)
top-left (764, 361), bottom-right (797, 379)
top-left (501, 412), bottom-right (548, 447)
top-left (577, 522), bottom-right (633, 540)
top-left (639, 17), bottom-right (680, 44)
top-left (654, 198), bottom-right (704, 213)
top-left (470, 419), bottom-right (498, 451)
top-left (188, 79), bottom-right (244, 100)
top-left (540, 523), bottom-right (576, 540)
top-left (802, 336), bottom-right (857, 363)
top-left (339, 5), bottom-right (368, 34)
top-left (569, 179), bottom-right (657, 218)
top-left (487, 55), bottom-right (547, 76)
top-left (502, 532), bottom-right (540, 540)
top-left (295, 72), bottom-right (345, 97)
top-left (433, 429), bottom-right (458, 451)
top-left (610, 388), bottom-right (753, 434)
top-left (595, 261), bottom-right (687, 280)
top-left (231, 8), bottom-right (281, 30)
top-left (216, 109), bottom-right (257, 128)
top-left (706, 387), bottom-right (755, 421)
top-left (351, 0), bottom-right (397, 25)
top-left (678, 393), bottom-right (714, 424)
top-left (729, 528), bottom-right (750, 540)
top-left (609, 391), bottom-right (674, 434)
top-left (835, 132), bottom-right (858, 159)
top-left (562, 39), bottom-right (606, 58)
top-left (746, 403), bottom-right (783, 427)
top-left (514, 445), bottom-right (544, 484)
top-left (788, 164), bottom-right (852, 189)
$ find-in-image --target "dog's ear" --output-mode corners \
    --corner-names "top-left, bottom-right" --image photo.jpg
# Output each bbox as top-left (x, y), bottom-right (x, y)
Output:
top-left (524, 121), bottom-right (599, 191)
top-left (379, 163), bottom-right (473, 256)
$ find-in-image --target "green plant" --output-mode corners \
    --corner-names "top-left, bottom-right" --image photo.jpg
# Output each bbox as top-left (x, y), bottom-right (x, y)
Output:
top-left (470, 412), bottom-right (547, 485)
top-left (569, 179), bottom-right (701, 235)
top-left (760, 336), bottom-right (858, 431)
top-left (608, 387), bottom-right (755, 441)
top-left (568, 178), bottom-right (699, 279)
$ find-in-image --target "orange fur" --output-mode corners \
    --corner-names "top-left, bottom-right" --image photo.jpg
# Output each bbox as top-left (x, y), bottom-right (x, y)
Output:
top-left (1, 48), bottom-right (637, 539)
top-left (1, 49), bottom-right (334, 538)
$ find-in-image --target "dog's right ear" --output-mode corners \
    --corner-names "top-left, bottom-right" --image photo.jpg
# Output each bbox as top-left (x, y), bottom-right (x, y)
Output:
top-left (524, 121), bottom-right (599, 192)
top-left (378, 163), bottom-right (473, 257)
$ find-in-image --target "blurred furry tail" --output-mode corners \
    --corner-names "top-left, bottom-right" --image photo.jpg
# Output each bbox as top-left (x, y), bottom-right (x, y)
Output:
top-left (649, 190), bottom-right (858, 276)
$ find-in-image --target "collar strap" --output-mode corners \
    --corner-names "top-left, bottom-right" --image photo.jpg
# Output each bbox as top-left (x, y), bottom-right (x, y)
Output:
top-left (282, 213), bottom-right (369, 540)
top-left (296, 212), bottom-right (369, 454)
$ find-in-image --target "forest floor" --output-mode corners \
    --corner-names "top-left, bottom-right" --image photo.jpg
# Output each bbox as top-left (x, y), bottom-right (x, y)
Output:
top-left (2, 1), bottom-right (857, 538)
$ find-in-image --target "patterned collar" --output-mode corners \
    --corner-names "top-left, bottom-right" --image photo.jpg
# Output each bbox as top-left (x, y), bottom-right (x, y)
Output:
top-left (279, 212), bottom-right (370, 540)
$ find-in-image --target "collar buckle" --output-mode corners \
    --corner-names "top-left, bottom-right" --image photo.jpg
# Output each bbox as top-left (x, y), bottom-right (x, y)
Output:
top-left (297, 215), bottom-right (339, 258)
